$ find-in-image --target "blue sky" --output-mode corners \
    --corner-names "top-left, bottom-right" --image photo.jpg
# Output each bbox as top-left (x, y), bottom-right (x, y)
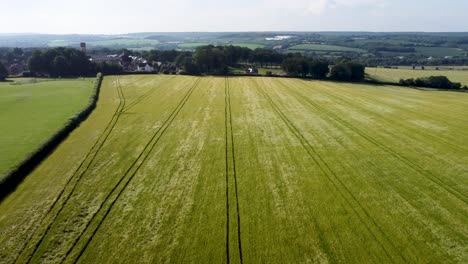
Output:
top-left (2, 0), bottom-right (467, 34)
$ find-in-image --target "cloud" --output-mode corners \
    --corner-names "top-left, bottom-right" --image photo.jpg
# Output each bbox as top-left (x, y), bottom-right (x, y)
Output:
top-left (264, 0), bottom-right (386, 15)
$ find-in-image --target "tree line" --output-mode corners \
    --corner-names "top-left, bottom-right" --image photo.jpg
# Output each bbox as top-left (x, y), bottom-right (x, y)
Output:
top-left (175, 45), bottom-right (365, 81)
top-left (6, 46), bottom-right (366, 82)
top-left (399, 76), bottom-right (467, 90)
top-left (28, 48), bottom-right (122, 77)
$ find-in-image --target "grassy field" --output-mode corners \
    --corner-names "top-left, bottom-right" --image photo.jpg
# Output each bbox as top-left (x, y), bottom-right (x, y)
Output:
top-left (0, 75), bottom-right (467, 263)
top-left (414, 47), bottom-right (466, 57)
top-left (0, 78), bottom-right (95, 179)
top-left (228, 43), bottom-right (265, 49)
top-left (367, 67), bottom-right (468, 86)
top-left (48, 39), bottom-right (160, 48)
top-left (178, 42), bottom-right (210, 48)
top-left (288, 44), bottom-right (366, 53)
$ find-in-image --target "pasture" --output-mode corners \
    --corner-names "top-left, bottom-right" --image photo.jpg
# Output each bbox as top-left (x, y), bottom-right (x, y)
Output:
top-left (0, 75), bottom-right (467, 263)
top-left (288, 44), bottom-right (366, 53)
top-left (366, 67), bottom-right (468, 86)
top-left (0, 78), bottom-right (95, 179)
top-left (178, 42), bottom-right (211, 48)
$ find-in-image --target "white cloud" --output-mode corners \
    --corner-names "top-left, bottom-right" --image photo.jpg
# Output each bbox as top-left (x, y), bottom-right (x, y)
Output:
top-left (263, 0), bottom-right (385, 16)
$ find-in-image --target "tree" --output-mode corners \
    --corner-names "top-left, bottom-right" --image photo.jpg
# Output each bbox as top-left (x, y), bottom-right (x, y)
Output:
top-left (52, 56), bottom-right (69, 77)
top-left (347, 62), bottom-right (365, 81)
top-left (28, 50), bottom-right (46, 75)
top-left (330, 61), bottom-right (365, 81)
top-left (309, 60), bottom-right (329, 78)
top-left (0, 62), bottom-right (8, 81)
top-left (181, 57), bottom-right (200, 75)
top-left (282, 57), bottom-right (309, 77)
top-left (28, 48), bottom-right (94, 77)
top-left (13, 47), bottom-right (23, 56)
top-left (330, 64), bottom-right (352, 80)
top-left (194, 46), bottom-right (228, 75)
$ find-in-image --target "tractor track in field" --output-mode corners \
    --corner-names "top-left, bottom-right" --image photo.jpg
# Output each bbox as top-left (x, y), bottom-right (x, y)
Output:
top-left (295, 80), bottom-right (468, 155)
top-left (338, 83), bottom-right (468, 134)
top-left (225, 77), bottom-right (244, 264)
top-left (17, 78), bottom-right (127, 264)
top-left (64, 78), bottom-right (201, 263)
top-left (370, 86), bottom-right (468, 121)
top-left (122, 77), bottom-right (176, 113)
top-left (278, 81), bottom-right (468, 205)
top-left (224, 78), bottom-right (230, 264)
top-left (255, 80), bottom-right (406, 263)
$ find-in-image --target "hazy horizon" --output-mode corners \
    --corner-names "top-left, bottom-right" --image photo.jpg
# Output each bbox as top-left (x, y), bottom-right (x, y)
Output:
top-left (2, 0), bottom-right (467, 34)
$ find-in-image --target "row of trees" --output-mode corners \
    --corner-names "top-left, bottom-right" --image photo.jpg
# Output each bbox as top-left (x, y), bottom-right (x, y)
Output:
top-left (175, 45), bottom-right (366, 81)
top-left (19, 46), bottom-right (365, 81)
top-left (399, 76), bottom-right (466, 90)
top-left (28, 48), bottom-right (121, 77)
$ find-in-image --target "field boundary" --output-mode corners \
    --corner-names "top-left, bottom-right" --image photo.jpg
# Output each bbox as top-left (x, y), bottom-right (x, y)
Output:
top-left (0, 73), bottom-right (103, 202)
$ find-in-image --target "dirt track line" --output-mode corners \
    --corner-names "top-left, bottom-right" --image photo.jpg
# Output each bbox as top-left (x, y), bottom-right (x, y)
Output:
top-left (282, 82), bottom-right (468, 205)
top-left (226, 77), bottom-right (244, 264)
top-left (311, 81), bottom-right (468, 153)
top-left (122, 76), bottom-right (176, 113)
top-left (65, 78), bottom-right (201, 263)
top-left (224, 78), bottom-right (231, 264)
top-left (18, 78), bottom-right (127, 264)
top-left (255, 80), bottom-right (404, 263)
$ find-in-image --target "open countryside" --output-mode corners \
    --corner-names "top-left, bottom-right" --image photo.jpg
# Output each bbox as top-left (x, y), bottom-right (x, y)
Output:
top-left (1, 75), bottom-right (467, 263)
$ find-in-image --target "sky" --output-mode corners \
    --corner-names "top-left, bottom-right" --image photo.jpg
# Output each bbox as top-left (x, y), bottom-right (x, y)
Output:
top-left (1, 0), bottom-right (467, 34)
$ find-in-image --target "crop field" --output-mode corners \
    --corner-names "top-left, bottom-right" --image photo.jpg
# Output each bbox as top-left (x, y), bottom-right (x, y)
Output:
top-left (0, 78), bottom-right (94, 179)
top-left (288, 44), bottom-right (366, 53)
top-left (367, 67), bottom-right (468, 86)
top-left (0, 75), bottom-right (467, 263)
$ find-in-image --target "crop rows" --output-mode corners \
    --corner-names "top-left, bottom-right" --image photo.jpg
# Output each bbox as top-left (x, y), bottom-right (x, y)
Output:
top-left (0, 75), bottom-right (466, 263)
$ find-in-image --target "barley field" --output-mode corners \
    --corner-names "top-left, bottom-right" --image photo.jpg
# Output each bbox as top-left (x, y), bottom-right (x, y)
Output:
top-left (0, 75), bottom-right (467, 263)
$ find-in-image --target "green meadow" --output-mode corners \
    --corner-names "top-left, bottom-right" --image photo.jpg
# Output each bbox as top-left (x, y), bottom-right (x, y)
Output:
top-left (0, 78), bottom-right (94, 179)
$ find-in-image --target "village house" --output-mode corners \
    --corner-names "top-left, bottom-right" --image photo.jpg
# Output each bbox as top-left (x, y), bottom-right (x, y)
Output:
top-left (246, 67), bottom-right (258, 74)
top-left (8, 63), bottom-right (25, 76)
top-left (137, 62), bottom-right (154, 72)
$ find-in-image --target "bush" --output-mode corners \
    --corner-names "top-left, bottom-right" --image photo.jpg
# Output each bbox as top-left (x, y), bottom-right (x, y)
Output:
top-left (265, 71), bottom-right (273, 76)
top-left (399, 76), bottom-right (462, 89)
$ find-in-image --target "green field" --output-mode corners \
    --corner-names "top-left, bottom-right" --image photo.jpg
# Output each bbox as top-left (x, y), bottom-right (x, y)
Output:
top-left (367, 67), bottom-right (468, 86)
top-left (0, 78), bottom-right (95, 179)
top-left (0, 75), bottom-right (467, 263)
top-left (288, 44), bottom-right (367, 53)
top-left (228, 43), bottom-right (265, 49)
top-left (178, 42), bottom-right (210, 48)
top-left (415, 47), bottom-right (466, 57)
top-left (48, 39), bottom-right (160, 48)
